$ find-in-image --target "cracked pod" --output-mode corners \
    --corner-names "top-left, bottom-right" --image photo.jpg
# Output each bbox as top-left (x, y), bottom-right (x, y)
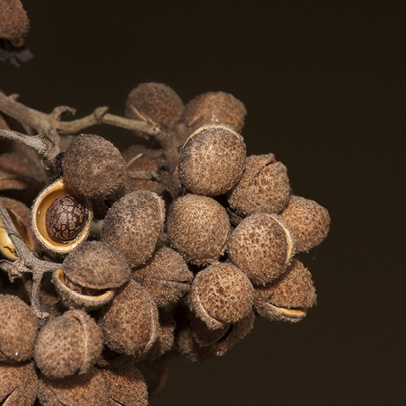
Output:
top-left (53, 240), bottom-right (130, 310)
top-left (62, 133), bottom-right (128, 201)
top-left (167, 194), bottom-right (230, 265)
top-left (98, 280), bottom-right (160, 360)
top-left (31, 178), bottom-right (93, 256)
top-left (34, 310), bottom-right (103, 379)
top-left (0, 361), bottom-right (37, 406)
top-left (0, 197), bottom-right (37, 260)
top-left (125, 82), bottom-right (184, 131)
top-left (280, 195), bottom-right (331, 252)
top-left (254, 259), bottom-right (317, 322)
top-left (228, 213), bottom-right (295, 285)
top-left (228, 153), bottom-right (291, 216)
top-left (101, 190), bottom-right (165, 268)
top-left (188, 262), bottom-right (254, 330)
top-left (178, 124), bottom-right (246, 196)
top-left (132, 246), bottom-right (193, 307)
top-left (0, 294), bottom-right (38, 362)
top-left (178, 91), bottom-right (247, 135)
top-left (38, 367), bottom-right (109, 406)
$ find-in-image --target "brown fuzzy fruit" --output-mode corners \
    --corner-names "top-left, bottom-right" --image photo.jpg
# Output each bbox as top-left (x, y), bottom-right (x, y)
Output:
top-left (62, 134), bottom-right (127, 201)
top-left (132, 246), bottom-right (193, 307)
top-left (0, 197), bottom-right (37, 260)
top-left (0, 294), bottom-right (38, 362)
top-left (98, 280), bottom-right (160, 360)
top-left (53, 241), bottom-right (131, 310)
top-left (102, 356), bottom-right (149, 406)
top-left (254, 259), bottom-right (317, 322)
top-left (178, 124), bottom-right (246, 196)
top-left (178, 91), bottom-right (247, 135)
top-left (228, 153), bottom-right (291, 216)
top-left (167, 194), bottom-right (230, 265)
top-left (280, 195), bottom-right (331, 252)
top-left (101, 191), bottom-right (165, 268)
top-left (34, 310), bottom-right (103, 379)
top-left (188, 262), bottom-right (254, 330)
top-left (228, 213), bottom-right (295, 285)
top-left (125, 82), bottom-right (184, 131)
top-left (0, 361), bottom-right (37, 406)
top-left (38, 368), bottom-right (109, 406)
top-left (0, 0), bottom-right (30, 47)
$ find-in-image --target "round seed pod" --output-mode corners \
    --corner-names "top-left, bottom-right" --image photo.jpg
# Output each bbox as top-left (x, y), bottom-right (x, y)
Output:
top-left (280, 195), bottom-right (331, 252)
top-left (0, 197), bottom-right (37, 260)
top-left (0, 151), bottom-right (47, 205)
top-left (254, 259), bottom-right (317, 322)
top-left (31, 178), bottom-right (93, 256)
top-left (167, 194), bottom-right (230, 265)
top-left (0, 361), bottom-right (37, 406)
top-left (189, 313), bottom-right (230, 348)
top-left (101, 191), bottom-right (165, 268)
top-left (62, 134), bottom-right (127, 201)
top-left (98, 280), bottom-right (160, 359)
top-left (228, 153), bottom-right (291, 216)
top-left (176, 310), bottom-right (255, 362)
top-left (125, 82), bottom-right (184, 131)
top-left (178, 124), bottom-right (246, 196)
top-left (34, 310), bottom-right (103, 379)
top-left (228, 213), bottom-right (295, 285)
top-left (0, 294), bottom-right (38, 362)
top-left (178, 91), bottom-right (246, 135)
top-left (188, 262), bottom-right (254, 330)
top-left (132, 246), bottom-right (193, 307)
top-left (37, 368), bottom-right (109, 406)
top-left (53, 241), bottom-right (131, 310)
top-left (102, 356), bottom-right (148, 406)
top-left (122, 144), bottom-right (167, 193)
top-left (0, 0), bottom-right (30, 47)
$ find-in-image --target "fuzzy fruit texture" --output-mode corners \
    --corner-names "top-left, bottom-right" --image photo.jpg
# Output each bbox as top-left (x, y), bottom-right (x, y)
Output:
top-left (178, 124), bottom-right (246, 196)
top-left (280, 195), bottom-right (331, 252)
top-left (34, 310), bottom-right (103, 379)
top-left (188, 262), bottom-right (254, 330)
top-left (167, 194), bottom-right (230, 265)
top-left (125, 82), bottom-right (184, 131)
top-left (62, 134), bottom-right (127, 201)
top-left (0, 294), bottom-right (38, 362)
top-left (228, 213), bottom-right (295, 285)
top-left (228, 153), bottom-right (291, 216)
top-left (101, 191), bottom-right (165, 268)
top-left (0, 0), bottom-right (30, 46)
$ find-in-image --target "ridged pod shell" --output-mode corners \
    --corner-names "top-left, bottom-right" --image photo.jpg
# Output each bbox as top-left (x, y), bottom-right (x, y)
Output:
top-left (31, 178), bottom-right (93, 255)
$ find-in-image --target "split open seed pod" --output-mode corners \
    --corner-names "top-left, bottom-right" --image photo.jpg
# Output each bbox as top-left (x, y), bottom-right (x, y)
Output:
top-left (0, 197), bottom-right (37, 260)
top-left (0, 362), bottom-right (38, 406)
top-left (31, 178), bottom-right (93, 255)
top-left (34, 310), bottom-right (103, 379)
top-left (254, 259), bottom-right (317, 322)
top-left (53, 241), bottom-right (130, 310)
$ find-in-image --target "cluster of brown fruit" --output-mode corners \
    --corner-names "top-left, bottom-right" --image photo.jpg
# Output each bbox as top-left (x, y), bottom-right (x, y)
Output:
top-left (0, 83), bottom-right (330, 406)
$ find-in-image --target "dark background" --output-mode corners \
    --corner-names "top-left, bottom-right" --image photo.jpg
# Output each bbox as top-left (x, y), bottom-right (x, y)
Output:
top-left (1, 1), bottom-right (405, 405)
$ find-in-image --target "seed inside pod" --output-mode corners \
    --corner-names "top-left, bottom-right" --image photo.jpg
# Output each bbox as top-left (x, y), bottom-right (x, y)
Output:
top-left (188, 262), bottom-right (254, 330)
top-left (254, 259), bottom-right (317, 322)
top-left (178, 124), bottom-right (246, 196)
top-left (280, 195), bottom-right (331, 252)
top-left (0, 294), bottom-right (38, 362)
top-left (228, 213), bottom-right (295, 285)
top-left (227, 153), bottom-right (291, 216)
top-left (34, 310), bottom-right (103, 379)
